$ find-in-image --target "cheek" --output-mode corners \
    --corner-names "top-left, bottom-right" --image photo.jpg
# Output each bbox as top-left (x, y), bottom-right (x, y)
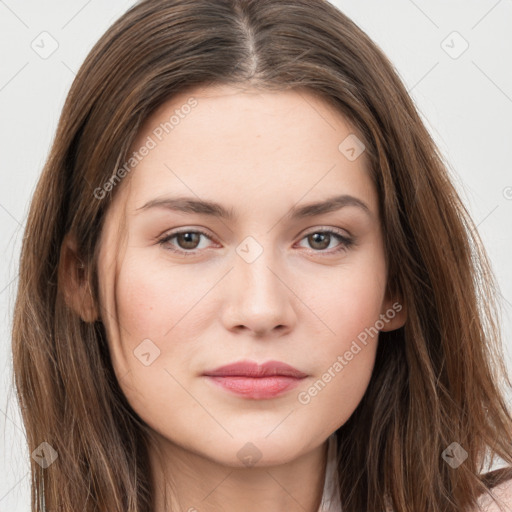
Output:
top-left (296, 346), bottom-right (377, 437)
top-left (113, 254), bottom-right (208, 340)
top-left (102, 252), bottom-right (208, 392)
top-left (292, 250), bottom-right (385, 427)
top-left (299, 246), bottom-right (387, 347)
top-left (105, 255), bottom-right (207, 427)
top-left (295, 281), bottom-right (382, 433)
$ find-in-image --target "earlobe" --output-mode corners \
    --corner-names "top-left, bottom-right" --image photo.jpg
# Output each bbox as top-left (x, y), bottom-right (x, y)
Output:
top-left (58, 233), bottom-right (99, 323)
top-left (379, 296), bottom-right (407, 332)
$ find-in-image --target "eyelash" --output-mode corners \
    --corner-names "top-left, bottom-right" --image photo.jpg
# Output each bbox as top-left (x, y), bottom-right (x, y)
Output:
top-left (157, 227), bottom-right (354, 257)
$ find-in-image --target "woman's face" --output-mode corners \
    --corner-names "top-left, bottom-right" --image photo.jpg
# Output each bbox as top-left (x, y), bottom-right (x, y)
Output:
top-left (95, 83), bottom-right (405, 466)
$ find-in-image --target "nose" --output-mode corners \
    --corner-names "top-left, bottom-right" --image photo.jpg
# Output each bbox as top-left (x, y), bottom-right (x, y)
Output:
top-left (219, 248), bottom-right (297, 338)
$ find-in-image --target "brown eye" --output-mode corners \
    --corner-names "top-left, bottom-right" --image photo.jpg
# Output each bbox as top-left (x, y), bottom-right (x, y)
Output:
top-left (307, 232), bottom-right (331, 250)
top-left (158, 229), bottom-right (214, 256)
top-left (175, 232), bottom-right (201, 250)
top-left (297, 229), bottom-right (354, 255)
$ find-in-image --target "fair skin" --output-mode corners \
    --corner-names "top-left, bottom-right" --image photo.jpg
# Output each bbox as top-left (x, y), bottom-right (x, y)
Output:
top-left (61, 84), bottom-right (512, 511)
top-left (63, 83), bottom-right (409, 511)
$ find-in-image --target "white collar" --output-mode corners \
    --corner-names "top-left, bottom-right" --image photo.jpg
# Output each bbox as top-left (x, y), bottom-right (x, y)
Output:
top-left (317, 432), bottom-right (342, 512)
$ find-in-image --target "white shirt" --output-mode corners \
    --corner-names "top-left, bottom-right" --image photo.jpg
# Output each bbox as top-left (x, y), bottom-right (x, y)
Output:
top-left (317, 433), bottom-right (342, 512)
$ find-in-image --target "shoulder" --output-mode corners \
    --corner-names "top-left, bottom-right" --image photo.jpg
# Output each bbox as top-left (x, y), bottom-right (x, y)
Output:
top-left (476, 477), bottom-right (512, 512)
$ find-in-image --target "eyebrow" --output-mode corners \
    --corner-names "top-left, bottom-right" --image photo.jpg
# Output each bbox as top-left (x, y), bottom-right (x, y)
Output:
top-left (135, 194), bottom-right (372, 221)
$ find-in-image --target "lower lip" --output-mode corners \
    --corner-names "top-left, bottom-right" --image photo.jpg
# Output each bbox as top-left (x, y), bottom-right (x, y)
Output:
top-left (204, 375), bottom-right (304, 399)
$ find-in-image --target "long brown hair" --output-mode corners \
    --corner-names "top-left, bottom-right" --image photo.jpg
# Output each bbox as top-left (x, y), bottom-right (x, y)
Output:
top-left (11, 0), bottom-right (512, 510)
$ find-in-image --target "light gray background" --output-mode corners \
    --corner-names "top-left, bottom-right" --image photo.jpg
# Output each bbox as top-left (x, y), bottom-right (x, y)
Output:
top-left (1, 1), bottom-right (511, 510)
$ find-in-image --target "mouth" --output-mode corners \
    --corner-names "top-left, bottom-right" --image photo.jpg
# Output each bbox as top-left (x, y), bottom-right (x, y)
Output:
top-left (202, 359), bottom-right (308, 400)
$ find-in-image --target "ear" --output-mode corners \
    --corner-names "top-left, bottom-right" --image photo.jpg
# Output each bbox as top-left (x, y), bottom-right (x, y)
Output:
top-left (379, 288), bottom-right (407, 332)
top-left (58, 233), bottom-right (99, 323)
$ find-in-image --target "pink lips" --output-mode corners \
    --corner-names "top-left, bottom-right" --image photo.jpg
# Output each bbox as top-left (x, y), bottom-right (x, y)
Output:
top-left (202, 360), bottom-right (307, 399)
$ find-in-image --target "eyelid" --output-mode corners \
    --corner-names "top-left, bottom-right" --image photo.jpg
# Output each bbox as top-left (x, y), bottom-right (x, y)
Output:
top-left (293, 226), bottom-right (355, 254)
top-left (157, 226), bottom-right (215, 241)
top-left (157, 227), bottom-right (219, 254)
top-left (157, 225), bottom-right (355, 256)
top-left (298, 225), bottom-right (352, 239)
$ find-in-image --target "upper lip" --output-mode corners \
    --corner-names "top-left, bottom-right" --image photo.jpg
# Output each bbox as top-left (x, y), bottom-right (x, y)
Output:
top-left (202, 360), bottom-right (307, 378)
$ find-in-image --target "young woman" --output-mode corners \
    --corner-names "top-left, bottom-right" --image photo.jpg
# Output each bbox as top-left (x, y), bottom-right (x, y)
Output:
top-left (11, 1), bottom-right (512, 511)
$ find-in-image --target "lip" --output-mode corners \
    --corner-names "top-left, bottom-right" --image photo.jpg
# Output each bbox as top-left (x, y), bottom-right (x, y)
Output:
top-left (203, 360), bottom-right (308, 378)
top-left (202, 360), bottom-right (308, 400)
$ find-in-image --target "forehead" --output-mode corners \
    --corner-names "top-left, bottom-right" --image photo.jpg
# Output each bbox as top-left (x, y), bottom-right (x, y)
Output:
top-left (116, 83), bottom-right (376, 217)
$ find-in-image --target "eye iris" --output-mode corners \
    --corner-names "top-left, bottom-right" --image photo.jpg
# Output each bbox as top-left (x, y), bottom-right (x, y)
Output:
top-left (308, 232), bottom-right (330, 250)
top-left (177, 232), bottom-right (201, 249)
top-left (171, 232), bottom-right (339, 252)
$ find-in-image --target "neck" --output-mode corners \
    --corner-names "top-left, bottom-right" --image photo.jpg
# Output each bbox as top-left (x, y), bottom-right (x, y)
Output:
top-left (148, 434), bottom-right (329, 512)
